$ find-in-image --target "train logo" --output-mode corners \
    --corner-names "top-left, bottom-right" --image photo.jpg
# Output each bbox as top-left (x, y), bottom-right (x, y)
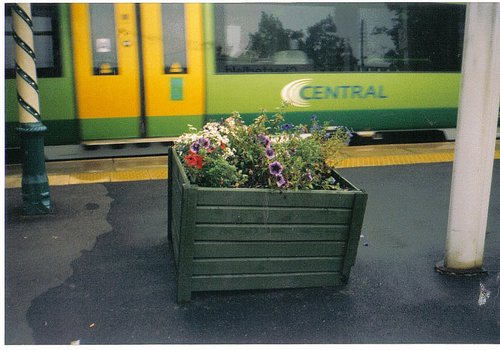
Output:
top-left (281, 79), bottom-right (389, 107)
top-left (281, 79), bottom-right (313, 107)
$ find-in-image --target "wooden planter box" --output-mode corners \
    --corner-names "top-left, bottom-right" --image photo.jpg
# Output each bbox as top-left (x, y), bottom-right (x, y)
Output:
top-left (168, 148), bottom-right (367, 302)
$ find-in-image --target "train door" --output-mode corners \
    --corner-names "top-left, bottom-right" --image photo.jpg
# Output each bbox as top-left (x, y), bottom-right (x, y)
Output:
top-left (71, 3), bottom-right (205, 142)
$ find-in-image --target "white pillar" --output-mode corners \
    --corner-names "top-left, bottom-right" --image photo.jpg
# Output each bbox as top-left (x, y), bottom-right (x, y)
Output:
top-left (440, 3), bottom-right (500, 273)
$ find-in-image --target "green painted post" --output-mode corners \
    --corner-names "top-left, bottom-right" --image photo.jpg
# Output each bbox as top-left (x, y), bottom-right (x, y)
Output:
top-left (13, 3), bottom-right (51, 215)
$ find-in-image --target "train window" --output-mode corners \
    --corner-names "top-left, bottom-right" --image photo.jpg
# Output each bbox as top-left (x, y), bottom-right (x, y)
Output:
top-left (4, 4), bottom-right (62, 79)
top-left (89, 4), bottom-right (119, 75)
top-left (214, 3), bottom-right (465, 74)
top-left (161, 4), bottom-right (188, 74)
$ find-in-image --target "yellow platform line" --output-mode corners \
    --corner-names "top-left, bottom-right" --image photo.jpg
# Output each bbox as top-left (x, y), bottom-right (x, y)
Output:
top-left (336, 152), bottom-right (456, 168)
top-left (68, 172), bottom-right (112, 184)
top-left (4, 169), bottom-right (168, 188)
top-left (337, 148), bottom-right (500, 168)
top-left (110, 169), bottom-right (168, 182)
top-left (4, 145), bottom-right (500, 188)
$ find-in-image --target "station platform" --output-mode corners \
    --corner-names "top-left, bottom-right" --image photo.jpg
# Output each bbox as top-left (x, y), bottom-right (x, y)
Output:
top-left (6, 140), bottom-right (500, 188)
top-left (4, 142), bottom-right (500, 345)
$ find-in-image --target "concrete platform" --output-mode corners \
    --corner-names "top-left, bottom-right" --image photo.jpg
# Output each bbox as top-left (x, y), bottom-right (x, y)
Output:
top-left (4, 161), bottom-right (499, 345)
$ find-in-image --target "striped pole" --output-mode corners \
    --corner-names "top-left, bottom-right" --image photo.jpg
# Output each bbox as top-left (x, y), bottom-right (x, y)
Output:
top-left (13, 3), bottom-right (51, 215)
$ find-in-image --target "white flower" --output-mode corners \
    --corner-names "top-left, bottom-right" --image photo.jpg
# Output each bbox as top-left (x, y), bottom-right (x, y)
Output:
top-left (176, 133), bottom-right (199, 145)
top-left (224, 117), bottom-right (236, 128)
top-left (270, 134), bottom-right (291, 144)
top-left (223, 147), bottom-right (235, 158)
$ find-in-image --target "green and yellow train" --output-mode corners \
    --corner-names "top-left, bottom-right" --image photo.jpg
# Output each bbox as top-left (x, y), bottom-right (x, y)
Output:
top-left (5, 3), bottom-right (470, 149)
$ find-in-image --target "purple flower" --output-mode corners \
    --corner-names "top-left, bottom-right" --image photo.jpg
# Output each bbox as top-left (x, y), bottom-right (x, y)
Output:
top-left (198, 137), bottom-right (210, 149)
top-left (257, 134), bottom-right (270, 147)
top-left (190, 141), bottom-right (200, 153)
top-left (275, 174), bottom-right (287, 187)
top-left (265, 147), bottom-right (276, 159)
top-left (311, 123), bottom-right (321, 132)
top-left (280, 123), bottom-right (294, 131)
top-left (306, 170), bottom-right (313, 181)
top-left (269, 161), bottom-right (283, 175)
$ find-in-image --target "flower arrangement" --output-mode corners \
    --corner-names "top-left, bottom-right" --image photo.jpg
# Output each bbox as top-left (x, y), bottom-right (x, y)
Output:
top-left (174, 102), bottom-right (352, 190)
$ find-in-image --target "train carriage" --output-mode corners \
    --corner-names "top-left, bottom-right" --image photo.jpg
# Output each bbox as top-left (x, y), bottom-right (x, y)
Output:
top-left (5, 2), bottom-right (473, 150)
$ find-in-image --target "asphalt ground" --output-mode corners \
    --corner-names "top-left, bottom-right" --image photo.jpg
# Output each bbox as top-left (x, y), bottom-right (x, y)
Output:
top-left (4, 160), bottom-right (500, 345)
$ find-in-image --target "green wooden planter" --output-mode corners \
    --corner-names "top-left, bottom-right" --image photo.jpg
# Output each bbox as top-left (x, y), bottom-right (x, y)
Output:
top-left (168, 148), bottom-right (367, 302)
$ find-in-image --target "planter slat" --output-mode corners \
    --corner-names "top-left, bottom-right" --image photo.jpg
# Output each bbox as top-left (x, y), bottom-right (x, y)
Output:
top-left (171, 186), bottom-right (183, 225)
top-left (173, 173), bottom-right (184, 197)
top-left (341, 192), bottom-right (369, 278)
top-left (171, 215), bottom-right (181, 266)
top-left (171, 148), bottom-right (190, 185)
top-left (194, 224), bottom-right (350, 241)
top-left (193, 241), bottom-right (346, 258)
top-left (167, 148), bottom-right (173, 241)
top-left (192, 257), bottom-right (344, 275)
top-left (191, 272), bottom-right (344, 291)
top-left (168, 148), bottom-right (367, 302)
top-left (195, 207), bottom-right (352, 225)
top-left (197, 188), bottom-right (355, 208)
top-left (176, 185), bottom-right (197, 302)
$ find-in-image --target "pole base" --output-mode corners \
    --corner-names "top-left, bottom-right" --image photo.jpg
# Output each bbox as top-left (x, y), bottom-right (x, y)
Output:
top-left (21, 182), bottom-right (52, 215)
top-left (435, 260), bottom-right (487, 276)
top-left (17, 122), bottom-right (52, 215)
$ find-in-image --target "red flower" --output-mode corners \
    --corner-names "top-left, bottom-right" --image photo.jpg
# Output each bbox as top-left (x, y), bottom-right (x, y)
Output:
top-left (184, 154), bottom-right (197, 167)
top-left (195, 155), bottom-right (203, 169)
top-left (220, 141), bottom-right (226, 150)
top-left (185, 154), bottom-right (204, 169)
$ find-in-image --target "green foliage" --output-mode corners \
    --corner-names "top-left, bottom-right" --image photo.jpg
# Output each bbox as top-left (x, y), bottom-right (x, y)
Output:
top-left (174, 103), bottom-right (352, 190)
top-left (200, 155), bottom-right (245, 188)
top-left (304, 15), bottom-right (358, 71)
top-left (243, 11), bottom-right (357, 70)
top-left (375, 4), bottom-right (465, 71)
top-left (248, 12), bottom-right (290, 59)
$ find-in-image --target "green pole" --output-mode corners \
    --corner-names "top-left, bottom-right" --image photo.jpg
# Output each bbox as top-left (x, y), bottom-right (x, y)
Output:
top-left (13, 3), bottom-right (51, 215)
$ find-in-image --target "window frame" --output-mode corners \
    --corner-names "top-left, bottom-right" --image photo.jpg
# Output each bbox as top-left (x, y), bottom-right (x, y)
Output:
top-left (161, 3), bottom-right (189, 75)
top-left (213, 3), bottom-right (465, 75)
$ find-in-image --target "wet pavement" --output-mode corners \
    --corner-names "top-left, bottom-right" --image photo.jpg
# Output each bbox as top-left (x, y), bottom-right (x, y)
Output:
top-left (4, 161), bottom-right (500, 344)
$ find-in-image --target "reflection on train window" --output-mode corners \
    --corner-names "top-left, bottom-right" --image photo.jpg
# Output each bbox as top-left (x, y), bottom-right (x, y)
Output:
top-left (214, 3), bottom-right (465, 73)
top-left (90, 4), bottom-right (119, 75)
top-left (162, 4), bottom-right (188, 74)
top-left (4, 4), bottom-right (61, 79)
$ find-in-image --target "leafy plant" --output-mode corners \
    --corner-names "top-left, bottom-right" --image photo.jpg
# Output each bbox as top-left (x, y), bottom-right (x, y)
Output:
top-left (174, 102), bottom-right (352, 190)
